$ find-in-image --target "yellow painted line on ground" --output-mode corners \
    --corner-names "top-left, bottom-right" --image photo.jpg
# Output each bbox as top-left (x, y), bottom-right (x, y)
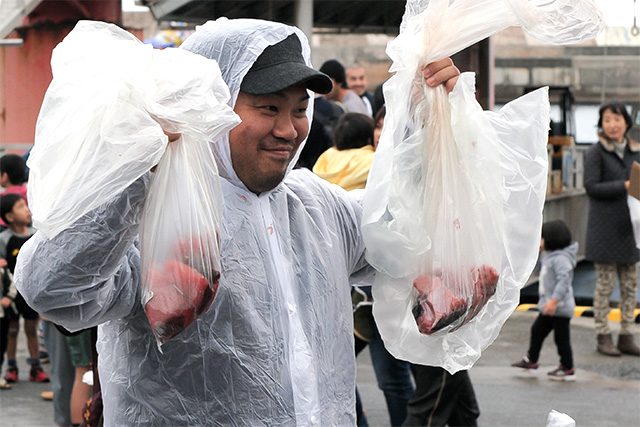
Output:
top-left (516, 304), bottom-right (538, 311)
top-left (573, 306), bottom-right (590, 317)
top-left (515, 305), bottom-right (640, 323)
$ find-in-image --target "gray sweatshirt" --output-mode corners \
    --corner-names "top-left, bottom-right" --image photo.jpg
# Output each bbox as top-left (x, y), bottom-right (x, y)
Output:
top-left (537, 242), bottom-right (578, 318)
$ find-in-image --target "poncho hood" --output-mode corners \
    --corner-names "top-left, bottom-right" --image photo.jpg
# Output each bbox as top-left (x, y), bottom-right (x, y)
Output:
top-left (180, 18), bottom-right (316, 193)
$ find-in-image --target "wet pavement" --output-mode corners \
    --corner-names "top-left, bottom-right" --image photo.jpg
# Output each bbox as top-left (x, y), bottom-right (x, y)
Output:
top-left (357, 310), bottom-right (640, 427)
top-left (1, 310), bottom-right (639, 426)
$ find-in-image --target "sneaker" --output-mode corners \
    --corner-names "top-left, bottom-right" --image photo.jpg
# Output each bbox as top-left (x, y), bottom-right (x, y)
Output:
top-left (39, 350), bottom-right (50, 364)
top-left (511, 356), bottom-right (539, 370)
top-left (547, 366), bottom-right (576, 382)
top-left (29, 366), bottom-right (50, 383)
top-left (4, 366), bottom-right (18, 383)
top-left (0, 377), bottom-right (11, 389)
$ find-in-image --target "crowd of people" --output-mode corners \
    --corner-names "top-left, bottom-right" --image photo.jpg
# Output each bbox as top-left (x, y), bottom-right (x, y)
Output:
top-left (1, 17), bottom-right (638, 427)
top-left (0, 153), bottom-right (97, 426)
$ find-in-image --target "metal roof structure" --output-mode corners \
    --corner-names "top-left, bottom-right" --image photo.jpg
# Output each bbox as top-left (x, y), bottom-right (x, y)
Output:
top-left (0, 0), bottom-right (42, 40)
top-left (138, 0), bottom-right (407, 34)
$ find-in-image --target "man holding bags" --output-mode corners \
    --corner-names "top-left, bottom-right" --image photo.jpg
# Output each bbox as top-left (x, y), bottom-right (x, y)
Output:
top-left (15, 18), bottom-right (458, 425)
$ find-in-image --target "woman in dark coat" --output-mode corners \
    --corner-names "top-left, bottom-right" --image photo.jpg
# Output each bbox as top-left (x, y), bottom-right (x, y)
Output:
top-left (584, 102), bottom-right (640, 357)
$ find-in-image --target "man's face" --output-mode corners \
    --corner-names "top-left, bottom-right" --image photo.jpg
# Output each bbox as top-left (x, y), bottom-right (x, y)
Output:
top-left (229, 85), bottom-right (310, 194)
top-left (346, 67), bottom-right (368, 96)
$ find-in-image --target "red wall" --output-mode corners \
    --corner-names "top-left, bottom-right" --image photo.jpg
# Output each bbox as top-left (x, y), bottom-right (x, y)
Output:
top-left (0, 0), bottom-right (123, 147)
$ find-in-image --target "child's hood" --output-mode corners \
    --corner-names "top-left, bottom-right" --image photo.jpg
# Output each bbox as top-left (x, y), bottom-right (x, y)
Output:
top-left (546, 241), bottom-right (578, 268)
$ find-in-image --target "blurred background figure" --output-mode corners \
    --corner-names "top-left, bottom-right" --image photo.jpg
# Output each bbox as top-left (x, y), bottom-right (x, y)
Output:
top-left (41, 320), bottom-right (75, 426)
top-left (65, 330), bottom-right (93, 425)
top-left (0, 154), bottom-right (29, 229)
top-left (0, 193), bottom-right (49, 385)
top-left (314, 109), bottom-right (414, 426)
top-left (320, 59), bottom-right (369, 116)
top-left (313, 112), bottom-right (375, 190)
top-left (511, 220), bottom-right (578, 381)
top-left (404, 365), bottom-right (479, 427)
top-left (296, 94), bottom-right (344, 170)
top-left (584, 102), bottom-right (640, 357)
top-left (0, 260), bottom-right (17, 389)
top-left (373, 106), bottom-right (386, 150)
top-left (346, 63), bottom-right (377, 117)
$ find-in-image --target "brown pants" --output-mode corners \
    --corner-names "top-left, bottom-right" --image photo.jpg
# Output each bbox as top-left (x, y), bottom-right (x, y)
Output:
top-left (593, 263), bottom-right (638, 335)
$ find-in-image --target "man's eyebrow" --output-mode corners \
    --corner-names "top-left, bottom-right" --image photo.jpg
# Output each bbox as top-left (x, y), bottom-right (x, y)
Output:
top-left (269, 91), bottom-right (310, 102)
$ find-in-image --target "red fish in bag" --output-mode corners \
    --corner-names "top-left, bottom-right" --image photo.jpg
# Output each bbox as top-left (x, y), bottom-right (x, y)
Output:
top-left (174, 233), bottom-right (222, 304)
top-left (145, 260), bottom-right (219, 344)
top-left (412, 266), bottom-right (499, 335)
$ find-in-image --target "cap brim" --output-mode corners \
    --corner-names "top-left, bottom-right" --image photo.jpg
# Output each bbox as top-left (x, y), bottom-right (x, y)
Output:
top-left (241, 62), bottom-right (333, 95)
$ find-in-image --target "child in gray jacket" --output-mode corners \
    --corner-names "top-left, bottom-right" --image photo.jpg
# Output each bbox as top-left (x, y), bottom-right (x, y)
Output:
top-left (512, 220), bottom-right (578, 381)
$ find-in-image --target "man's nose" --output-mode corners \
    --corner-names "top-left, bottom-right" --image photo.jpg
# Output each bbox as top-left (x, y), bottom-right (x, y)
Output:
top-left (273, 114), bottom-right (298, 141)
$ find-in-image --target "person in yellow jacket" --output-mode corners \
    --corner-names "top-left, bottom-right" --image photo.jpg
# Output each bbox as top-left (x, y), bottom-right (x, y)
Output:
top-left (314, 108), bottom-right (415, 426)
top-left (313, 113), bottom-right (375, 191)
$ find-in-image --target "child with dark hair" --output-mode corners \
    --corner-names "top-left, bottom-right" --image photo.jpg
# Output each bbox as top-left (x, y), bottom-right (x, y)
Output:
top-left (512, 220), bottom-right (578, 381)
top-left (0, 154), bottom-right (28, 229)
top-left (0, 154), bottom-right (28, 198)
top-left (0, 193), bottom-right (48, 383)
top-left (312, 113), bottom-right (375, 191)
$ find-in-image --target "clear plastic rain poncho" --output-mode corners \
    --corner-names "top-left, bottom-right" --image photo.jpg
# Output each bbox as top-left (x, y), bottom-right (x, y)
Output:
top-left (362, 0), bottom-right (604, 373)
top-left (16, 19), bottom-right (366, 426)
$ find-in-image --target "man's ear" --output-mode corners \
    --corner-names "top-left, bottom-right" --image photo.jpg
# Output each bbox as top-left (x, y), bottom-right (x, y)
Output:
top-left (4, 211), bottom-right (14, 224)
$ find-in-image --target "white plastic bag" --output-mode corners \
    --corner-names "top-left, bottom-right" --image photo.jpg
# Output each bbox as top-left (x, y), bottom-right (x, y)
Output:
top-left (140, 134), bottom-right (226, 345)
top-left (362, 0), bottom-right (604, 373)
top-left (28, 21), bottom-right (240, 345)
top-left (28, 21), bottom-right (239, 238)
top-left (628, 196), bottom-right (640, 250)
top-left (546, 410), bottom-right (576, 427)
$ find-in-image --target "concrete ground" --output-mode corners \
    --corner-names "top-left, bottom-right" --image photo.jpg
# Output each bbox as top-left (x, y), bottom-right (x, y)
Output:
top-left (1, 310), bottom-right (639, 426)
top-left (357, 310), bottom-right (640, 427)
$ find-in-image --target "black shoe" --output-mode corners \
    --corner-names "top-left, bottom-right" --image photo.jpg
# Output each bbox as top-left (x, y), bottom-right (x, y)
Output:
top-left (511, 356), bottom-right (539, 370)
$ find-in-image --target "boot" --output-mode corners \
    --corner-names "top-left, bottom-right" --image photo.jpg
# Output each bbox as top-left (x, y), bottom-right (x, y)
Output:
top-left (617, 334), bottom-right (640, 356)
top-left (597, 334), bottom-right (621, 356)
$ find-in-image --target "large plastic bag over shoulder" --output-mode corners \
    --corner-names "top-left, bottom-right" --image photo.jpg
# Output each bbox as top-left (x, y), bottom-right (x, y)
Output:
top-left (27, 21), bottom-right (240, 345)
top-left (362, 0), bottom-right (604, 373)
top-left (28, 21), bottom-right (239, 238)
top-left (628, 196), bottom-right (640, 250)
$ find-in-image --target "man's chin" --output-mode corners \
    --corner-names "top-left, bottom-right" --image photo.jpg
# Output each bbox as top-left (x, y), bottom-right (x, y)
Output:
top-left (247, 171), bottom-right (288, 194)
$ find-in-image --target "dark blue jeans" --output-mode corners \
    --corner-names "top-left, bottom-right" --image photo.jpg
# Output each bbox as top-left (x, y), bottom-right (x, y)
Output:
top-left (355, 326), bottom-right (415, 426)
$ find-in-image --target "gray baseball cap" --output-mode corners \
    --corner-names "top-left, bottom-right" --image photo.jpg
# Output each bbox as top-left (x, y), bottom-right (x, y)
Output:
top-left (240, 34), bottom-right (333, 95)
